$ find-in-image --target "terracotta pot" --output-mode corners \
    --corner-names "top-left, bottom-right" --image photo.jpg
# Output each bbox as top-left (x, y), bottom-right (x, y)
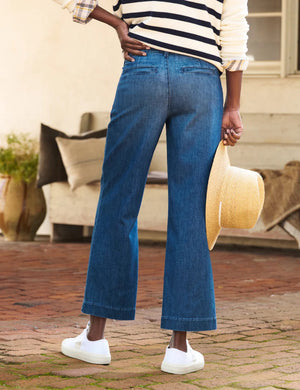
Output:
top-left (0, 176), bottom-right (46, 241)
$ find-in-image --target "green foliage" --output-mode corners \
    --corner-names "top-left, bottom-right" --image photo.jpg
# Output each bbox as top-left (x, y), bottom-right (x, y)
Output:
top-left (0, 133), bottom-right (39, 183)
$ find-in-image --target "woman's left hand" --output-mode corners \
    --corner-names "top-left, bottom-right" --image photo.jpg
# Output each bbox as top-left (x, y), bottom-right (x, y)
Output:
top-left (115, 20), bottom-right (150, 62)
top-left (221, 108), bottom-right (243, 146)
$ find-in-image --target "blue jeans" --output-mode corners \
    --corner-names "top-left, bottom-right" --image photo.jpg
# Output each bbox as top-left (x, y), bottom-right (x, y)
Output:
top-left (81, 49), bottom-right (223, 331)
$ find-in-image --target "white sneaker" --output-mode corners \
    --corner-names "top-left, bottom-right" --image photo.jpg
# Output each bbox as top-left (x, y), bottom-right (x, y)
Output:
top-left (161, 340), bottom-right (205, 374)
top-left (61, 321), bottom-right (111, 364)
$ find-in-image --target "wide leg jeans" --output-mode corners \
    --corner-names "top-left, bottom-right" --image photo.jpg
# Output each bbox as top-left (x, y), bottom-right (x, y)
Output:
top-left (81, 49), bottom-right (224, 331)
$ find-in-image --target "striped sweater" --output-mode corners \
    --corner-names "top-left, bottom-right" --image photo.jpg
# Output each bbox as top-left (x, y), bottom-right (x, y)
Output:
top-left (54, 0), bottom-right (249, 72)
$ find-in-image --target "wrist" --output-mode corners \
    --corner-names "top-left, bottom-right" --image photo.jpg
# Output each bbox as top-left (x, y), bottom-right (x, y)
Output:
top-left (224, 100), bottom-right (240, 112)
top-left (113, 18), bottom-right (127, 30)
top-left (224, 105), bottom-right (240, 112)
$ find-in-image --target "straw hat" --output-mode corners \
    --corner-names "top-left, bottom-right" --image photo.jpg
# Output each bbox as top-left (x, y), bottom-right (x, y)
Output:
top-left (206, 141), bottom-right (265, 250)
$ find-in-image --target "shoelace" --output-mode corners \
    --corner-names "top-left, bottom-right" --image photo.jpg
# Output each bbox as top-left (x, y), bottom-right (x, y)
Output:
top-left (74, 322), bottom-right (90, 345)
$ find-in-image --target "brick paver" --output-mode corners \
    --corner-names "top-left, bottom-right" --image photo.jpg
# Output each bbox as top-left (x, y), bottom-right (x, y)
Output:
top-left (0, 240), bottom-right (299, 389)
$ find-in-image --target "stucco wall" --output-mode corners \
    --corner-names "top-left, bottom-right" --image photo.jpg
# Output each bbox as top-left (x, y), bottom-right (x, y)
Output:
top-left (0, 0), bottom-right (123, 235)
top-left (0, 0), bottom-right (124, 138)
top-left (1, 0), bottom-right (300, 235)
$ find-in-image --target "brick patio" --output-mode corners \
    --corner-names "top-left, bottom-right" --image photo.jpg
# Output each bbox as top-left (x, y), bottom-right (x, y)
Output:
top-left (0, 240), bottom-right (299, 390)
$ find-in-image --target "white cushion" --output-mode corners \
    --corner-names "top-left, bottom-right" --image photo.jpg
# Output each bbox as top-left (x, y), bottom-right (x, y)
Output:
top-left (56, 137), bottom-right (106, 190)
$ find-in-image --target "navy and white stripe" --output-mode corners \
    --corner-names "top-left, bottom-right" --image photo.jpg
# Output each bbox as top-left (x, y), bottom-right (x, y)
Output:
top-left (55, 0), bottom-right (249, 72)
top-left (112, 0), bottom-right (224, 69)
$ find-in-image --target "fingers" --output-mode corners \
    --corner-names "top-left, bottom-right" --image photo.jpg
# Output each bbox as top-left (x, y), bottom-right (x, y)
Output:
top-left (122, 38), bottom-right (150, 61)
top-left (223, 129), bottom-right (237, 146)
top-left (118, 22), bottom-right (150, 60)
top-left (123, 49), bottom-right (147, 62)
top-left (127, 48), bottom-right (147, 56)
top-left (123, 50), bottom-right (135, 62)
top-left (122, 45), bottom-right (149, 61)
top-left (222, 128), bottom-right (242, 147)
top-left (124, 42), bottom-right (148, 51)
top-left (126, 37), bottom-right (150, 49)
top-left (116, 21), bottom-right (149, 50)
top-left (223, 128), bottom-right (241, 146)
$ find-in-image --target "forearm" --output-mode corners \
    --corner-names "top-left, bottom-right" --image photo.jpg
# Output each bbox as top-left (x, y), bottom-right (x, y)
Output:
top-left (89, 5), bottom-right (124, 29)
top-left (224, 70), bottom-right (243, 111)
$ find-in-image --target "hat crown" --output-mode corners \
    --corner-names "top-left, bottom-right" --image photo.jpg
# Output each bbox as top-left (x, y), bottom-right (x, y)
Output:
top-left (219, 166), bottom-right (265, 229)
top-left (206, 141), bottom-right (265, 250)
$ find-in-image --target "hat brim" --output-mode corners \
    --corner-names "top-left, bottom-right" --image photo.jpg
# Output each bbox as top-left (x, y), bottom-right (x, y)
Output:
top-left (205, 141), bottom-right (230, 250)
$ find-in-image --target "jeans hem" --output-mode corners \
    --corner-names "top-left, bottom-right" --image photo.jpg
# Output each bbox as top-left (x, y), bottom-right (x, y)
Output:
top-left (160, 316), bottom-right (217, 331)
top-left (81, 301), bottom-right (135, 320)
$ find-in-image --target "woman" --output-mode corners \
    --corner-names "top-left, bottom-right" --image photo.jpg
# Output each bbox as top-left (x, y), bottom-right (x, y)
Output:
top-left (58, 0), bottom-right (249, 374)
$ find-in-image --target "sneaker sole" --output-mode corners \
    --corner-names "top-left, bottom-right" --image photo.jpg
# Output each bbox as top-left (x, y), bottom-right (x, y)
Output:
top-left (161, 360), bottom-right (204, 375)
top-left (61, 344), bottom-right (111, 365)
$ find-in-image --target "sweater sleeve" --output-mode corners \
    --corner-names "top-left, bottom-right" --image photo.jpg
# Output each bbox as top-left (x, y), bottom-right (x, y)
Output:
top-left (220, 0), bottom-right (249, 71)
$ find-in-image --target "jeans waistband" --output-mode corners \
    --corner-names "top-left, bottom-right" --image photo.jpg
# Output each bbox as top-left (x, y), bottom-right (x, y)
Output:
top-left (147, 48), bottom-right (170, 57)
top-left (134, 47), bottom-right (220, 73)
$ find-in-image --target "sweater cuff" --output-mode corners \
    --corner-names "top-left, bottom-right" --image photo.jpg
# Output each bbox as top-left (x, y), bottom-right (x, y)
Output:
top-left (223, 58), bottom-right (249, 72)
top-left (73, 0), bottom-right (98, 24)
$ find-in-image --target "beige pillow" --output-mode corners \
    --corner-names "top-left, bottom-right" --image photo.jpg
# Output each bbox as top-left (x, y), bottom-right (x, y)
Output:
top-left (56, 137), bottom-right (106, 190)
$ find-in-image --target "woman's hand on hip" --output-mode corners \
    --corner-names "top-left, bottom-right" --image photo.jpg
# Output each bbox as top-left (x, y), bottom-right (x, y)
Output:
top-left (115, 20), bottom-right (150, 62)
top-left (221, 108), bottom-right (243, 147)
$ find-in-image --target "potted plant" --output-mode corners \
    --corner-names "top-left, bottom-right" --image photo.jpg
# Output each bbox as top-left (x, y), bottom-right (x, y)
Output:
top-left (0, 133), bottom-right (46, 241)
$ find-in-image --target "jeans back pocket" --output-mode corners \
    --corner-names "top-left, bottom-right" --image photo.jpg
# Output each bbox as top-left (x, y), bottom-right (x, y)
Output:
top-left (122, 53), bottom-right (158, 76)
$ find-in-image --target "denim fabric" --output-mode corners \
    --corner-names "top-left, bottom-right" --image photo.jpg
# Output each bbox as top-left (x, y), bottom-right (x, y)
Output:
top-left (81, 49), bottom-right (223, 331)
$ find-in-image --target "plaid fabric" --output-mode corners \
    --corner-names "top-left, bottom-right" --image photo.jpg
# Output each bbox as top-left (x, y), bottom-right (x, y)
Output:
top-left (73, 0), bottom-right (98, 24)
top-left (223, 59), bottom-right (249, 72)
